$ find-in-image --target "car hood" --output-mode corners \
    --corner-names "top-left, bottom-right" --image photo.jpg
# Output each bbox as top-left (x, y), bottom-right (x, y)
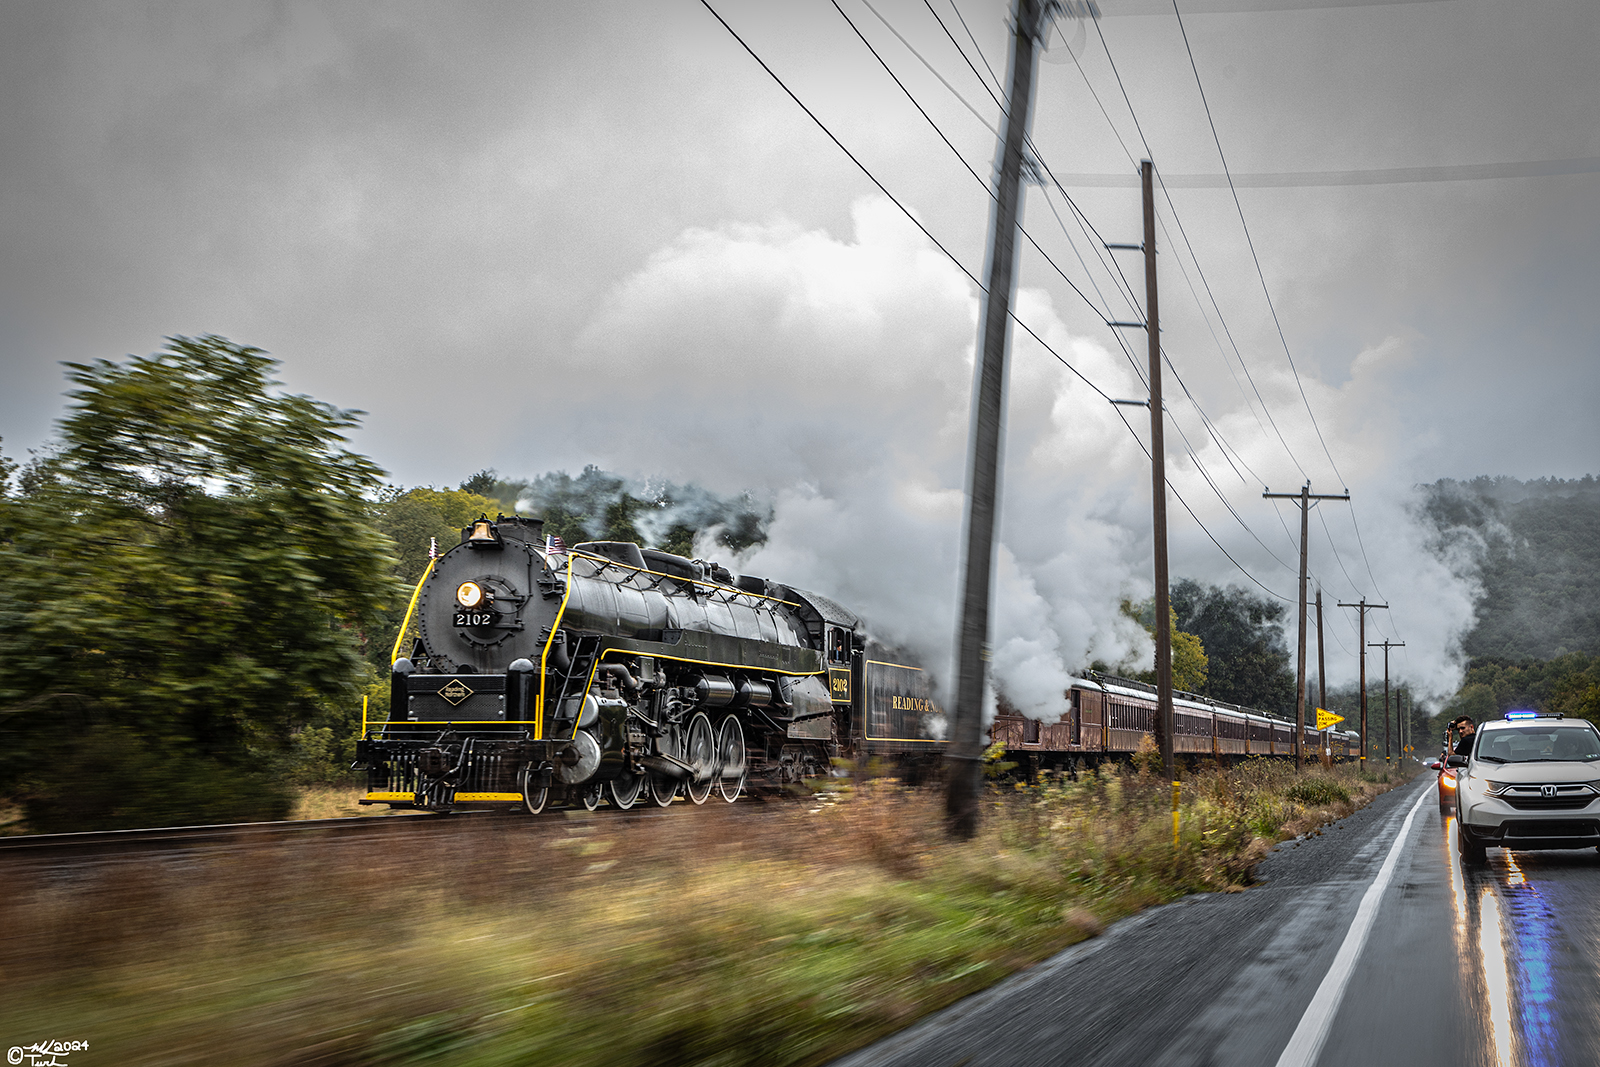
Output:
top-left (1469, 760), bottom-right (1600, 784)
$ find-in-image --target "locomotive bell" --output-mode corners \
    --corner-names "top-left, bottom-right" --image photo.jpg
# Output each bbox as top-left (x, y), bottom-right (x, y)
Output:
top-left (465, 518), bottom-right (502, 548)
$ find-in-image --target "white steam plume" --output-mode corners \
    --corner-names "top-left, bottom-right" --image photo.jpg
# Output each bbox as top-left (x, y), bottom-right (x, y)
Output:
top-left (534, 197), bottom-right (1477, 716)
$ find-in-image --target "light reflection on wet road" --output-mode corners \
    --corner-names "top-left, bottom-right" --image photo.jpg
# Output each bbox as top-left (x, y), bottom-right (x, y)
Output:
top-left (1284, 801), bottom-right (1598, 1067)
top-left (1445, 814), bottom-right (1600, 1067)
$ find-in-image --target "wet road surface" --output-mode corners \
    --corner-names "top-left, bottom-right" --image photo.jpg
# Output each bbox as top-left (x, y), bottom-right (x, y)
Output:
top-left (830, 775), bottom-right (1600, 1067)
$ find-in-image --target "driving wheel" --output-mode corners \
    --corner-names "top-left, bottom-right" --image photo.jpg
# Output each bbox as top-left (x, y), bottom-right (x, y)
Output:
top-left (520, 764), bottom-right (548, 815)
top-left (716, 715), bottom-right (746, 803)
top-left (684, 712), bottom-right (715, 805)
top-left (609, 767), bottom-right (642, 810)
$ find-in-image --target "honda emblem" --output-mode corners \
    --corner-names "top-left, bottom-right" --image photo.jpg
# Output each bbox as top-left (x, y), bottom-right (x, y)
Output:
top-left (1541, 784), bottom-right (1557, 798)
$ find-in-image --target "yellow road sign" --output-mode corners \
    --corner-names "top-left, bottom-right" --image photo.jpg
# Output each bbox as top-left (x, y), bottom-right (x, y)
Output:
top-left (1316, 708), bottom-right (1345, 730)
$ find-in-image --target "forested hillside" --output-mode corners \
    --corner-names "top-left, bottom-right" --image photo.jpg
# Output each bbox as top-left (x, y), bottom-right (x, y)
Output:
top-left (1422, 475), bottom-right (1600, 659)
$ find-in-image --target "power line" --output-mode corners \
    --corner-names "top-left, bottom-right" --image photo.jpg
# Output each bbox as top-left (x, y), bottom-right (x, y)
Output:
top-left (701, 0), bottom-right (1295, 607)
top-left (925, 0), bottom-right (1005, 109)
top-left (1092, 15), bottom-right (1308, 482)
top-left (943, 1), bottom-right (1398, 638)
top-left (922, 3), bottom-right (1304, 594)
top-left (1066, 31), bottom-right (1272, 491)
top-left (859, 0), bottom-right (999, 139)
top-left (1170, 0), bottom-right (1345, 488)
top-left (940, 0), bottom-right (1007, 99)
top-left (697, 0), bottom-right (979, 289)
top-left (1039, 156), bottom-right (1600, 188)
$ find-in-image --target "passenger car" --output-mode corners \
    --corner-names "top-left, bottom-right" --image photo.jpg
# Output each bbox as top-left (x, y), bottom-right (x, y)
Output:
top-left (1451, 711), bottom-right (1600, 862)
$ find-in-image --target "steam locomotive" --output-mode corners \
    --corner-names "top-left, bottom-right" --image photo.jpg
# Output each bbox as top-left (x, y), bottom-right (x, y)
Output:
top-left (358, 514), bottom-right (1358, 814)
top-left (359, 514), bottom-right (942, 812)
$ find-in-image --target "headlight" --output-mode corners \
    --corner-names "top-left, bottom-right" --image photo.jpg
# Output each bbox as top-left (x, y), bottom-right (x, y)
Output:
top-left (1482, 781), bottom-right (1507, 796)
top-left (456, 581), bottom-right (486, 608)
top-left (1439, 776), bottom-right (1456, 789)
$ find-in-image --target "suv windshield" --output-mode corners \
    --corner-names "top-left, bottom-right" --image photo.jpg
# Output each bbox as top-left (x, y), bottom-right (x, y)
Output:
top-left (1476, 725), bottom-right (1600, 763)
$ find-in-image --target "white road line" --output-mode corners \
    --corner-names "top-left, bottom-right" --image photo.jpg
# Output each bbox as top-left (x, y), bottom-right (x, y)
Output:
top-left (1273, 782), bottom-right (1432, 1067)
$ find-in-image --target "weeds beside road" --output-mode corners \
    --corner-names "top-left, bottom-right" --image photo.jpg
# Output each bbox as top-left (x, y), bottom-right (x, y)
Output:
top-left (2, 760), bottom-right (1413, 1067)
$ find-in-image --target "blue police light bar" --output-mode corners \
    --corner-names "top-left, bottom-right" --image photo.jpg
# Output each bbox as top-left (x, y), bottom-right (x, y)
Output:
top-left (1505, 710), bottom-right (1539, 720)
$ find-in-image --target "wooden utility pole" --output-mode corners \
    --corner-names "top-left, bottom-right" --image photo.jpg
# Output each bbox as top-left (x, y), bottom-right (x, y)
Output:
top-left (946, 0), bottom-right (1050, 839)
top-left (1142, 160), bottom-right (1174, 781)
top-left (1106, 162), bottom-right (1173, 778)
top-left (1370, 639), bottom-right (1404, 763)
top-left (1316, 586), bottom-right (1326, 757)
top-left (1338, 598), bottom-right (1388, 765)
top-left (1264, 486), bottom-right (1349, 770)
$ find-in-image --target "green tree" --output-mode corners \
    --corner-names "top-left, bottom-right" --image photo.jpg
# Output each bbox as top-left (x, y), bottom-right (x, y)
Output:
top-left (0, 336), bottom-right (399, 831)
top-left (1169, 579), bottom-right (1295, 715)
top-left (1120, 599), bottom-right (1209, 694)
top-left (1436, 653), bottom-right (1600, 733)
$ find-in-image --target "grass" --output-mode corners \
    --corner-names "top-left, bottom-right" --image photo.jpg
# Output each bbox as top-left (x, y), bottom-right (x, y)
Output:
top-left (1, 760), bottom-right (1411, 1066)
top-left (290, 782), bottom-right (387, 821)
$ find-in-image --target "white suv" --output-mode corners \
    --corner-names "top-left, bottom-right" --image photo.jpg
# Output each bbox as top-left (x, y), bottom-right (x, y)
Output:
top-left (1451, 711), bottom-right (1600, 863)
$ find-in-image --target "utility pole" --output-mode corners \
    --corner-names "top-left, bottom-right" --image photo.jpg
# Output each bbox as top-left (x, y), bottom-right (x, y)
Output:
top-left (1370, 639), bottom-right (1404, 763)
top-left (1141, 160), bottom-right (1173, 781)
top-left (946, 0), bottom-right (1052, 839)
top-left (1398, 685), bottom-right (1406, 760)
top-left (1316, 586), bottom-right (1326, 758)
top-left (1106, 161), bottom-right (1173, 778)
top-left (1264, 485), bottom-right (1349, 770)
top-left (1143, 160), bottom-right (1173, 783)
top-left (1338, 598), bottom-right (1389, 766)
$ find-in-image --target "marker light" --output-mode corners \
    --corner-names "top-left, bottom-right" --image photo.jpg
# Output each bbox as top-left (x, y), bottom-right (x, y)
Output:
top-left (457, 581), bottom-right (487, 608)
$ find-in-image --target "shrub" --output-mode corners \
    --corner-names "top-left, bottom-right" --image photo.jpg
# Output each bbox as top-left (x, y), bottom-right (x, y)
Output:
top-left (1285, 777), bottom-right (1351, 806)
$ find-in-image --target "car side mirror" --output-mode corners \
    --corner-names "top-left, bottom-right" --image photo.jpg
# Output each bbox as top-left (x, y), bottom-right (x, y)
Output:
top-left (1446, 755), bottom-right (1468, 768)
top-left (1426, 760), bottom-right (1441, 770)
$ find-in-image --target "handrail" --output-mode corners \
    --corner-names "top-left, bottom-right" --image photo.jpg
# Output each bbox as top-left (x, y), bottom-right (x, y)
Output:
top-left (390, 557), bottom-right (438, 664)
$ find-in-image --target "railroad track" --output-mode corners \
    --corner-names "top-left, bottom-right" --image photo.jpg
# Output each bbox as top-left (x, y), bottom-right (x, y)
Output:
top-left (0, 810), bottom-right (488, 861)
top-left (0, 800), bottom-right (761, 863)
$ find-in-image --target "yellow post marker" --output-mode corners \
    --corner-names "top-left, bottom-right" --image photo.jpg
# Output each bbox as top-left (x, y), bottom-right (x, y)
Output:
top-left (1172, 780), bottom-right (1181, 850)
top-left (362, 694), bottom-right (369, 738)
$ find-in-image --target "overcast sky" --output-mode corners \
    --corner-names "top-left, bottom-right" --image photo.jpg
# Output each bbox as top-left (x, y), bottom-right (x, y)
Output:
top-left (3, 0), bottom-right (1596, 709)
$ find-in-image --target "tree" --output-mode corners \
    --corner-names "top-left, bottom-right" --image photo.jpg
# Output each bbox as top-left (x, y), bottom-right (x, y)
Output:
top-left (458, 468), bottom-right (499, 498)
top-left (1436, 654), bottom-right (1600, 733)
top-left (1422, 476), bottom-right (1600, 660)
top-left (0, 336), bottom-right (399, 831)
top-left (1169, 579), bottom-right (1295, 715)
top-left (1120, 599), bottom-right (1209, 694)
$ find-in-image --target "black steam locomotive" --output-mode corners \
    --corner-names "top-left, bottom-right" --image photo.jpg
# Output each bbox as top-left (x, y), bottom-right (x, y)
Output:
top-left (358, 515), bottom-right (942, 813)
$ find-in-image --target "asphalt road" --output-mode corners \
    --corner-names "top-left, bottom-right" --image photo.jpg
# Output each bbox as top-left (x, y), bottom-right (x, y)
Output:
top-left (831, 773), bottom-right (1600, 1067)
